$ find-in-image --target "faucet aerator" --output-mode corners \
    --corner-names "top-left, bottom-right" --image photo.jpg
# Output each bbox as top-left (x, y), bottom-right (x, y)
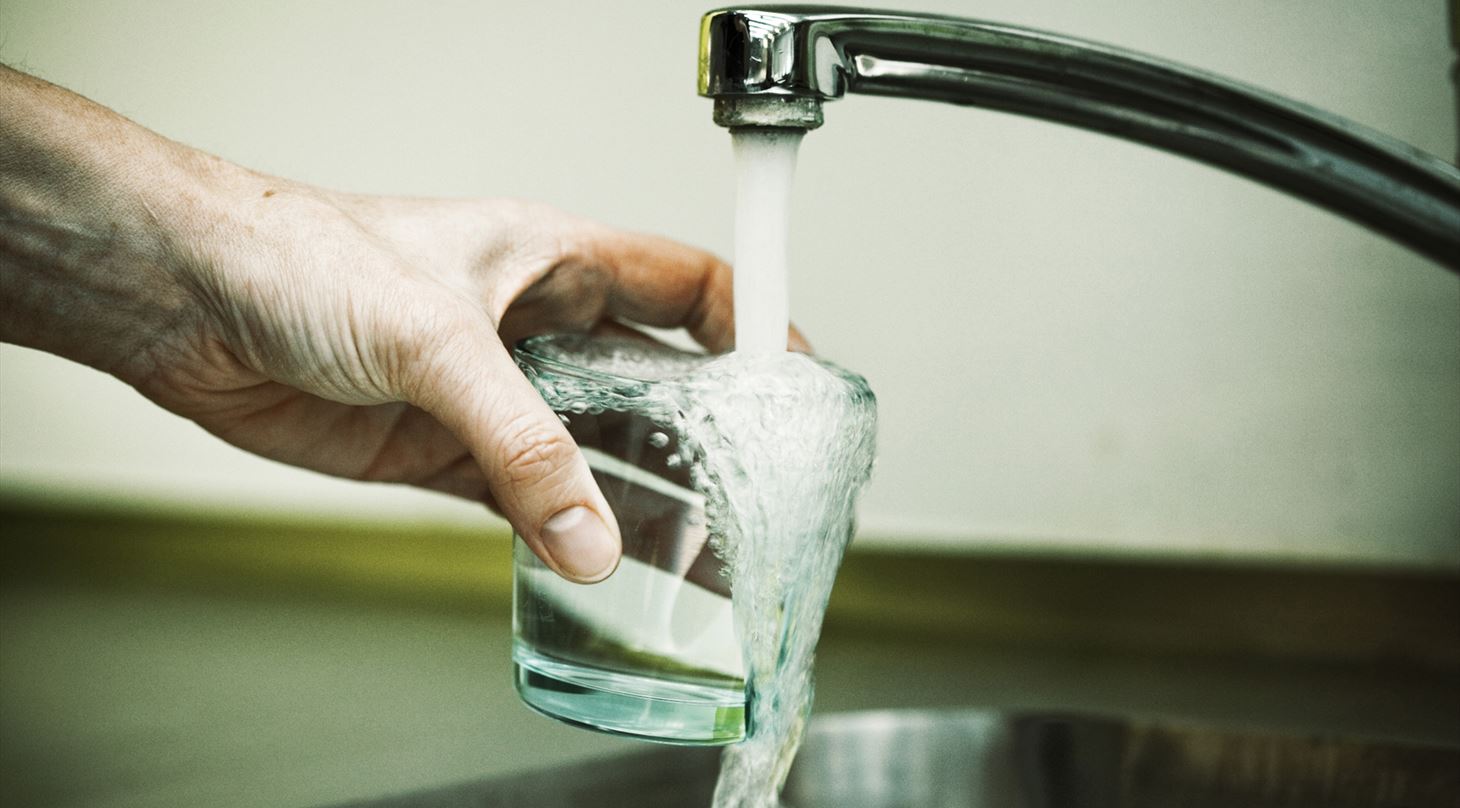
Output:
top-left (713, 96), bottom-right (824, 131)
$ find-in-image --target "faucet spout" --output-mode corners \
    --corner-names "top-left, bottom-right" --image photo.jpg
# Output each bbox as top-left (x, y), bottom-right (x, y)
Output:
top-left (698, 5), bottom-right (1460, 271)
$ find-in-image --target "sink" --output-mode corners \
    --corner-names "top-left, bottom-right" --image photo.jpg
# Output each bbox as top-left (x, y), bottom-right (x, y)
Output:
top-left (326, 708), bottom-right (1460, 807)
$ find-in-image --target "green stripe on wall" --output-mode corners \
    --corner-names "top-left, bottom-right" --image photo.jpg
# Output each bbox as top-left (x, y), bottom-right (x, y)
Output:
top-left (2, 496), bottom-right (1456, 673)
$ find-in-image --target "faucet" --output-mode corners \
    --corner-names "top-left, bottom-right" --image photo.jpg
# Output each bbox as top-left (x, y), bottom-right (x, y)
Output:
top-left (698, 6), bottom-right (1460, 271)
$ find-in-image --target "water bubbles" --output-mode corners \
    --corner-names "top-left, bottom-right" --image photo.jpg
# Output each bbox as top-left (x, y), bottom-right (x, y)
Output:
top-left (665, 454), bottom-right (683, 469)
top-left (647, 431), bottom-right (670, 449)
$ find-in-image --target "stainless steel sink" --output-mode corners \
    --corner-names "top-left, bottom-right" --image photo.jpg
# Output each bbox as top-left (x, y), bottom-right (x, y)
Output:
top-left (327, 708), bottom-right (1460, 807)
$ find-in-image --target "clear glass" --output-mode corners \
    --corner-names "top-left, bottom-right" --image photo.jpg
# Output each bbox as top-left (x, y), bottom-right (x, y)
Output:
top-left (511, 335), bottom-right (745, 745)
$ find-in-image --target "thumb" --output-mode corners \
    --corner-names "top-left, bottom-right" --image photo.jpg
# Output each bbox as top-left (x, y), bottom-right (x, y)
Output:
top-left (410, 330), bottom-right (621, 583)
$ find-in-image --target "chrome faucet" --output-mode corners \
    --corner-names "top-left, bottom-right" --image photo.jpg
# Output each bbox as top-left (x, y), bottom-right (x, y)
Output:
top-left (698, 6), bottom-right (1460, 271)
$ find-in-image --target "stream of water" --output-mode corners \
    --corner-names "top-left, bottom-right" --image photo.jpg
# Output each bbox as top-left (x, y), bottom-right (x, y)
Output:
top-left (708, 129), bottom-right (876, 808)
top-left (731, 128), bottom-right (804, 354)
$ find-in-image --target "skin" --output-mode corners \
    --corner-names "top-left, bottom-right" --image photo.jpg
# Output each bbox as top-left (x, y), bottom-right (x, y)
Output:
top-left (0, 65), bottom-right (807, 583)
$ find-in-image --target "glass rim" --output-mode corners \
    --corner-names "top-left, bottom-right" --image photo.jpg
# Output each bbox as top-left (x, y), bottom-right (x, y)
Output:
top-left (513, 333), bottom-right (708, 391)
top-left (515, 334), bottom-right (877, 407)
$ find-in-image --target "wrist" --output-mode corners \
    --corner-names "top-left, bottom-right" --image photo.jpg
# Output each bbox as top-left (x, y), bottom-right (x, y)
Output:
top-left (0, 67), bottom-right (265, 386)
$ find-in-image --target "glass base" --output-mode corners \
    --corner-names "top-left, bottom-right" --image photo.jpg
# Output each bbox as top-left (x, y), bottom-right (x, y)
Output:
top-left (513, 646), bottom-right (745, 745)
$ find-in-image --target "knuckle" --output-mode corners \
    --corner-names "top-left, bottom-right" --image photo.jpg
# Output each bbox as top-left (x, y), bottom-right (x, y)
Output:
top-left (498, 416), bottom-right (578, 488)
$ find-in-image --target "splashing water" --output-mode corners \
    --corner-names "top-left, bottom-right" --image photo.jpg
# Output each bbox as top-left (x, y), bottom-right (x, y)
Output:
top-left (704, 356), bottom-right (875, 808)
top-left (520, 330), bottom-right (875, 808)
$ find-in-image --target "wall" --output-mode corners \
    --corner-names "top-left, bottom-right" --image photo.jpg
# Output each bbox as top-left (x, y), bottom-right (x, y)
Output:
top-left (1, 0), bottom-right (1456, 567)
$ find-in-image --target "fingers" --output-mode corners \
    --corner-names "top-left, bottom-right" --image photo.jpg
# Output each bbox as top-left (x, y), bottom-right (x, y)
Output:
top-left (408, 327), bottom-right (621, 583)
top-left (788, 323), bottom-right (813, 353)
top-left (593, 317), bottom-right (812, 354)
top-left (572, 228), bottom-right (736, 352)
top-left (567, 226), bottom-right (822, 354)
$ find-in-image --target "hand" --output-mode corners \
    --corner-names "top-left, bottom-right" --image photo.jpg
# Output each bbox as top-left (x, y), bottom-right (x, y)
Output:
top-left (0, 65), bottom-right (805, 583)
top-left (142, 187), bottom-right (743, 583)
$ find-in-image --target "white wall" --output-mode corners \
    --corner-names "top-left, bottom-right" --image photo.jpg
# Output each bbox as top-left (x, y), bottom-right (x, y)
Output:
top-left (2, 0), bottom-right (1456, 567)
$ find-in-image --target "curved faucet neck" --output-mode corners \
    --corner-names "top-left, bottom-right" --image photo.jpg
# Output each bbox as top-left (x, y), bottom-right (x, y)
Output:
top-left (699, 6), bottom-right (1460, 272)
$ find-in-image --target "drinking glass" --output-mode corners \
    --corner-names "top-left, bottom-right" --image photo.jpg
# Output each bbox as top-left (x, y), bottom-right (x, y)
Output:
top-left (511, 334), bottom-right (745, 745)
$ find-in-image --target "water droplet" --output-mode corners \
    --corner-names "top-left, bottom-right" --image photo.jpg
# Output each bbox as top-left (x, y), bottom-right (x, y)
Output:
top-left (557, 413), bottom-right (570, 425)
top-left (647, 431), bottom-right (670, 449)
top-left (666, 454), bottom-right (683, 468)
